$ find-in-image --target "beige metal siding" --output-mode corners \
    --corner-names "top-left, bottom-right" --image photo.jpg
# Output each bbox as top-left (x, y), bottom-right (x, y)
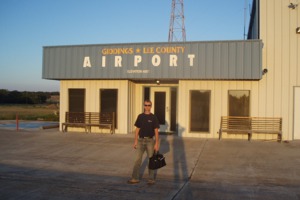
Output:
top-left (178, 80), bottom-right (286, 140)
top-left (127, 81), bottom-right (136, 134)
top-left (60, 80), bottom-right (129, 134)
top-left (260, 0), bottom-right (300, 140)
top-left (56, 0), bottom-right (299, 141)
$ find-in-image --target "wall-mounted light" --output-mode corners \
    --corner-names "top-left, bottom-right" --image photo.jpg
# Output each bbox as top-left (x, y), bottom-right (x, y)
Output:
top-left (297, 27), bottom-right (300, 34)
top-left (288, 3), bottom-right (298, 9)
top-left (156, 80), bottom-right (160, 85)
top-left (262, 68), bottom-right (268, 75)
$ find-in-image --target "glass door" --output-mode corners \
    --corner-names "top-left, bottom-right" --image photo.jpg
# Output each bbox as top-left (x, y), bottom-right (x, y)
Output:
top-left (150, 87), bottom-right (170, 132)
top-left (294, 87), bottom-right (300, 140)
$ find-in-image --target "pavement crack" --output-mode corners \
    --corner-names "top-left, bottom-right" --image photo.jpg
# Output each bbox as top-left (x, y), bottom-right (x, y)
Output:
top-left (171, 139), bottom-right (208, 200)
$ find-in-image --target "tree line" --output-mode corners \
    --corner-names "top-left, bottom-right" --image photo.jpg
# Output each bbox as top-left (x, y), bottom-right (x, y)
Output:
top-left (0, 89), bottom-right (59, 104)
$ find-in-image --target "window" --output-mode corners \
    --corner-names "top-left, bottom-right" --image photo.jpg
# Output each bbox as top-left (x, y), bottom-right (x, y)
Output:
top-left (144, 87), bottom-right (150, 101)
top-left (190, 90), bottom-right (210, 132)
top-left (154, 92), bottom-right (166, 124)
top-left (68, 89), bottom-right (85, 112)
top-left (228, 90), bottom-right (250, 116)
top-left (100, 89), bottom-right (118, 128)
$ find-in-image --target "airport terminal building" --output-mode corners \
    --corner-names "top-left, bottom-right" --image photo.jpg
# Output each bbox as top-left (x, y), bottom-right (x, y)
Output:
top-left (43, 0), bottom-right (300, 140)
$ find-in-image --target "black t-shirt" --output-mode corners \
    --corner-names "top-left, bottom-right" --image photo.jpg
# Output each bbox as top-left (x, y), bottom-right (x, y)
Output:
top-left (134, 113), bottom-right (160, 137)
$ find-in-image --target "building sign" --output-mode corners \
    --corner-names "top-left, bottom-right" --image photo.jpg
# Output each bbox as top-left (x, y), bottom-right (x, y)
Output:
top-left (43, 40), bottom-right (262, 80)
top-left (82, 46), bottom-right (195, 74)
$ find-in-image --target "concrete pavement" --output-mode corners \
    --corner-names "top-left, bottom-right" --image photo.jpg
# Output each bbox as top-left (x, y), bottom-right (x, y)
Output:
top-left (0, 128), bottom-right (299, 200)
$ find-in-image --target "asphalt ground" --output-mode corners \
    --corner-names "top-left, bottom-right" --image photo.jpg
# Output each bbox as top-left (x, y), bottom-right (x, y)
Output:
top-left (0, 128), bottom-right (299, 200)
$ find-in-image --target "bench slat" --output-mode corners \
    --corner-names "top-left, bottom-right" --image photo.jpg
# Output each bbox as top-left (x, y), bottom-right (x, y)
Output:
top-left (62, 112), bottom-right (115, 134)
top-left (219, 116), bottom-right (282, 142)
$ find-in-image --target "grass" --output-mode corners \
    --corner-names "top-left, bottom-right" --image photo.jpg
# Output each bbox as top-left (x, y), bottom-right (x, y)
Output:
top-left (0, 104), bottom-right (59, 121)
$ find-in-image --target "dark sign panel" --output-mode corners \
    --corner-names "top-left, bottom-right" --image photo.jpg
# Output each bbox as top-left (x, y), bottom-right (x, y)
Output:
top-left (43, 40), bottom-right (262, 80)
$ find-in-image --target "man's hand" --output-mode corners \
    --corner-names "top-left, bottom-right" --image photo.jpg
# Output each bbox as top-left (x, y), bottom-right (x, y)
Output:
top-left (154, 143), bottom-right (159, 152)
top-left (154, 128), bottom-right (159, 152)
top-left (133, 128), bottom-right (139, 149)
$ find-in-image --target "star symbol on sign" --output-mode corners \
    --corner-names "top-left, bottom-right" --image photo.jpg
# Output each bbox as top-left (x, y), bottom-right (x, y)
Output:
top-left (136, 48), bottom-right (141, 53)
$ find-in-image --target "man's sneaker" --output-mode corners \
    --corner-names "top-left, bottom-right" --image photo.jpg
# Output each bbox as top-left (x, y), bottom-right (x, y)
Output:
top-left (147, 179), bottom-right (155, 185)
top-left (127, 179), bottom-right (140, 184)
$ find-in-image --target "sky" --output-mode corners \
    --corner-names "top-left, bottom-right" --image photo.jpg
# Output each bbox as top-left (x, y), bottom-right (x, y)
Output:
top-left (0, 0), bottom-right (252, 92)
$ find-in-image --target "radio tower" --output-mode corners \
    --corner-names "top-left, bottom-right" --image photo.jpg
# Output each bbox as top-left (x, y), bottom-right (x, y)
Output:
top-left (168, 0), bottom-right (186, 42)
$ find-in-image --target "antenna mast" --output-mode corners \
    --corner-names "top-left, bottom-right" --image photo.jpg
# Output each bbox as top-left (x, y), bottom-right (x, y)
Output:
top-left (244, 0), bottom-right (248, 39)
top-left (168, 0), bottom-right (186, 42)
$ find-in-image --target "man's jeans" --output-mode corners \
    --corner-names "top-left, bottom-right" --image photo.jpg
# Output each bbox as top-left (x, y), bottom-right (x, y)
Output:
top-left (131, 138), bottom-right (155, 180)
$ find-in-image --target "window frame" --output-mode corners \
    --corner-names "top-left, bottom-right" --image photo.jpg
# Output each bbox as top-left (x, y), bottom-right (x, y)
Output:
top-left (100, 89), bottom-right (118, 128)
top-left (189, 90), bottom-right (211, 133)
top-left (228, 90), bottom-right (250, 117)
top-left (68, 88), bottom-right (85, 112)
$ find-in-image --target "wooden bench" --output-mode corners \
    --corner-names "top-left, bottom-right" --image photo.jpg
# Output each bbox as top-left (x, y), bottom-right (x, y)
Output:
top-left (62, 112), bottom-right (115, 134)
top-left (219, 116), bottom-right (282, 142)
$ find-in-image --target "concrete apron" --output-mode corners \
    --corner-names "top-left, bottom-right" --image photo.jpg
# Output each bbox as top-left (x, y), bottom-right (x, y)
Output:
top-left (0, 129), bottom-right (299, 200)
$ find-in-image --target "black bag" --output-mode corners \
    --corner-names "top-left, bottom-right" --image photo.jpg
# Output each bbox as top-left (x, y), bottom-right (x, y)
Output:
top-left (148, 151), bottom-right (166, 170)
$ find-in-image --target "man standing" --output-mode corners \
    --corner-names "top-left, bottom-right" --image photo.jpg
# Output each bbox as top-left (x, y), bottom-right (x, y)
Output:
top-left (128, 100), bottom-right (160, 185)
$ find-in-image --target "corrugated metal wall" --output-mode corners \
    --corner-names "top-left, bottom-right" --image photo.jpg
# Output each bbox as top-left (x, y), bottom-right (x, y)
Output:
top-left (55, 0), bottom-right (299, 140)
top-left (177, 80), bottom-right (274, 140)
top-left (179, 0), bottom-right (299, 140)
top-left (43, 40), bottom-right (263, 80)
top-left (259, 0), bottom-right (300, 140)
top-left (248, 0), bottom-right (259, 39)
top-left (60, 80), bottom-right (130, 134)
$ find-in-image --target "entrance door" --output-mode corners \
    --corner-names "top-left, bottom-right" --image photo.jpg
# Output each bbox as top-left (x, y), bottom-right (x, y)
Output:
top-left (294, 87), bottom-right (300, 139)
top-left (150, 87), bottom-right (170, 132)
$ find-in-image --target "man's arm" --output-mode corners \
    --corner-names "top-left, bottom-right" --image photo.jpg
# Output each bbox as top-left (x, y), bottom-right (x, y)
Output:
top-left (154, 128), bottom-right (159, 152)
top-left (133, 127), bottom-right (140, 149)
